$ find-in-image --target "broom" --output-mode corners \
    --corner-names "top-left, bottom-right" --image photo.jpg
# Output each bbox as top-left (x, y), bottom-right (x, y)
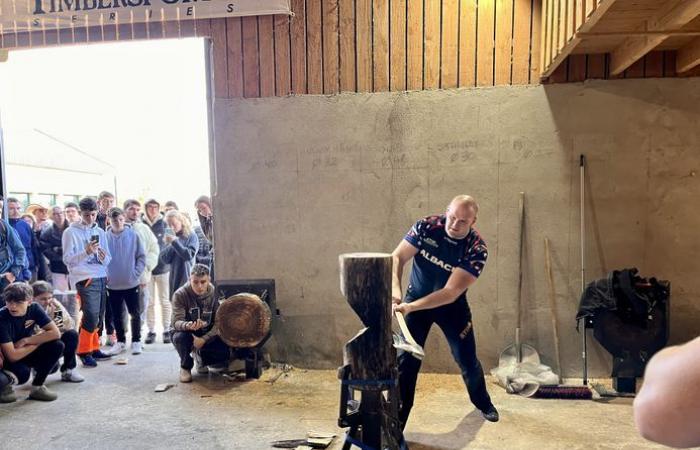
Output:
top-left (532, 238), bottom-right (592, 400)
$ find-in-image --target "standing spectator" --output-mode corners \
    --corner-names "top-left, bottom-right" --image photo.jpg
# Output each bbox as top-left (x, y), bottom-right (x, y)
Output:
top-left (39, 206), bottom-right (71, 291)
top-left (62, 197), bottom-right (113, 367)
top-left (194, 195), bottom-right (214, 280)
top-left (25, 203), bottom-right (51, 281)
top-left (26, 204), bottom-right (52, 233)
top-left (64, 202), bottom-right (81, 224)
top-left (31, 281), bottom-right (84, 382)
top-left (20, 214), bottom-right (36, 229)
top-left (96, 191), bottom-right (115, 231)
top-left (105, 208), bottom-right (146, 356)
top-left (142, 199), bottom-right (172, 345)
top-left (164, 201), bottom-right (178, 212)
top-left (122, 200), bottom-right (159, 341)
top-left (6, 198), bottom-right (36, 282)
top-left (96, 191), bottom-right (116, 345)
top-left (160, 210), bottom-right (199, 310)
top-left (0, 198), bottom-right (27, 299)
top-left (0, 283), bottom-right (63, 402)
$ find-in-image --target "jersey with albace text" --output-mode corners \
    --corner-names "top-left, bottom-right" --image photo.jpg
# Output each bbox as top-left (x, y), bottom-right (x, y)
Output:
top-left (403, 215), bottom-right (488, 302)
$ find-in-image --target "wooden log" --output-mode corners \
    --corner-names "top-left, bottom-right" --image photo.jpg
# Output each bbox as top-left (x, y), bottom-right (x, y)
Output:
top-left (339, 252), bottom-right (394, 383)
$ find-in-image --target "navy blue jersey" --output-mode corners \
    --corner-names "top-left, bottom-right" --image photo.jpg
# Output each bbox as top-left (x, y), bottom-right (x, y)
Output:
top-left (0, 303), bottom-right (51, 344)
top-left (404, 215), bottom-right (487, 302)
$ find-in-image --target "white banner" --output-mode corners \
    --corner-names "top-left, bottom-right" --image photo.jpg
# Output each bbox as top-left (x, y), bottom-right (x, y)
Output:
top-left (0, 0), bottom-right (291, 34)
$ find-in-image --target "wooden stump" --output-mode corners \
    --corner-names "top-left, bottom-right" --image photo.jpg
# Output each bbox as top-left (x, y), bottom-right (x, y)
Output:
top-left (339, 253), bottom-right (394, 384)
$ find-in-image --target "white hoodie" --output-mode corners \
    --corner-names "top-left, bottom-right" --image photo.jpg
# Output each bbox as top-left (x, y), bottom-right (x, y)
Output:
top-left (62, 221), bottom-right (112, 286)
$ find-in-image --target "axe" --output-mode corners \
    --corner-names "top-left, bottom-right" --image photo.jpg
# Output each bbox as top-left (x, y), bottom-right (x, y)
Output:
top-left (393, 310), bottom-right (425, 360)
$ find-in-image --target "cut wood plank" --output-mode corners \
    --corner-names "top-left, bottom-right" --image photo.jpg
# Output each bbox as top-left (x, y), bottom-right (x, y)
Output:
top-left (323, 0), bottom-right (340, 93)
top-left (677, 37), bottom-right (700, 72)
top-left (495, 0), bottom-right (514, 85)
top-left (212, 18), bottom-right (229, 98)
top-left (242, 16), bottom-right (260, 98)
top-left (441, 0), bottom-right (459, 88)
top-left (290, 0), bottom-right (307, 94)
top-left (259, 16), bottom-right (276, 97)
top-left (424, 0), bottom-right (440, 89)
top-left (477, 0), bottom-right (496, 86)
top-left (459, 0), bottom-right (478, 87)
top-left (274, 15), bottom-right (292, 96)
top-left (513, 0), bottom-right (533, 85)
top-left (357, 0), bottom-right (373, 92)
top-left (407, 0), bottom-right (423, 90)
top-left (390, 0), bottom-right (407, 91)
top-left (226, 17), bottom-right (244, 98)
top-left (373, 0), bottom-right (390, 91)
top-left (610, 0), bottom-right (700, 75)
top-left (306, 0), bottom-right (323, 94)
top-left (339, 0), bottom-right (356, 92)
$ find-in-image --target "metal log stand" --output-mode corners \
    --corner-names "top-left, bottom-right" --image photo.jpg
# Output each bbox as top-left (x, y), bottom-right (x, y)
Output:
top-left (338, 253), bottom-right (407, 450)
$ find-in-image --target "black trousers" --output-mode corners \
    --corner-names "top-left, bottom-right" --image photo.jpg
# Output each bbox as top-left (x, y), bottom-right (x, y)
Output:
top-left (60, 329), bottom-right (78, 371)
top-left (108, 287), bottom-right (141, 343)
top-left (398, 297), bottom-right (492, 428)
top-left (171, 331), bottom-right (230, 370)
top-left (3, 340), bottom-right (64, 386)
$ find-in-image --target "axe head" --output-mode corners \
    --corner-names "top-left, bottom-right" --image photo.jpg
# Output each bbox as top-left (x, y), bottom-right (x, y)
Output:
top-left (393, 333), bottom-right (425, 360)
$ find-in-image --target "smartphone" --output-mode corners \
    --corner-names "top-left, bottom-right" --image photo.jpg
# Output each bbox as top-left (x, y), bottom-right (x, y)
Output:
top-left (53, 309), bottom-right (63, 321)
top-left (164, 228), bottom-right (175, 237)
top-left (90, 234), bottom-right (99, 244)
top-left (190, 307), bottom-right (200, 320)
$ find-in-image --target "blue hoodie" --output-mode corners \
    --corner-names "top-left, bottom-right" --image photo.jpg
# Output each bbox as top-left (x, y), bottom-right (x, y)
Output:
top-left (106, 225), bottom-right (146, 290)
top-left (8, 218), bottom-right (35, 280)
top-left (0, 220), bottom-right (27, 280)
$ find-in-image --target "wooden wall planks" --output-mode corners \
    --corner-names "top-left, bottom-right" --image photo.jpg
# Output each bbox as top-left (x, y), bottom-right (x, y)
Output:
top-left (0, 1), bottom-right (689, 98)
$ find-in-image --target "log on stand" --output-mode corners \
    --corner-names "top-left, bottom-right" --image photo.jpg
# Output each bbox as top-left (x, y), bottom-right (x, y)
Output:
top-left (338, 253), bottom-right (406, 450)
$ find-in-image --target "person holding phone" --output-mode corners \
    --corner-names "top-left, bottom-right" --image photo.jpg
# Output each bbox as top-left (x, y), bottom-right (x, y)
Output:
top-left (170, 264), bottom-right (229, 383)
top-left (31, 281), bottom-right (84, 382)
top-left (160, 210), bottom-right (199, 300)
top-left (62, 197), bottom-right (112, 367)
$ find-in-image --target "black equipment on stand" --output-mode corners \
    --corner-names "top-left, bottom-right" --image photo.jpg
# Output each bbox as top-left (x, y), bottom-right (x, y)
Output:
top-left (576, 268), bottom-right (670, 394)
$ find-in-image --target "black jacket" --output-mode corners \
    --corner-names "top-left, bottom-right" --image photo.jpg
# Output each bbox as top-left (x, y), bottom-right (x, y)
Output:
top-left (39, 221), bottom-right (69, 275)
top-left (141, 212), bottom-right (170, 275)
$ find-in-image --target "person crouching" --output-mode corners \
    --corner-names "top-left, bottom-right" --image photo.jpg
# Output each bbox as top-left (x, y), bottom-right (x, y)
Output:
top-left (0, 282), bottom-right (63, 402)
top-left (171, 264), bottom-right (229, 383)
top-left (31, 281), bottom-right (84, 383)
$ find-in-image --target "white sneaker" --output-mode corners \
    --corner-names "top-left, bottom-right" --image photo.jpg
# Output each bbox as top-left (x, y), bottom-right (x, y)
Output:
top-left (108, 342), bottom-right (126, 356)
top-left (179, 368), bottom-right (192, 383)
top-left (61, 369), bottom-right (85, 383)
top-left (131, 342), bottom-right (143, 355)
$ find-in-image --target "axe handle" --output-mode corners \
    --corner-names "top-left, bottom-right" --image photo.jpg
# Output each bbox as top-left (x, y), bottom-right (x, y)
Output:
top-left (395, 310), bottom-right (419, 347)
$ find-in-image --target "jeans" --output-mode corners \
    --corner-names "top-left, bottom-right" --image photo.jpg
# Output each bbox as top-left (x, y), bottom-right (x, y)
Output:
top-left (3, 340), bottom-right (64, 386)
top-left (60, 329), bottom-right (78, 371)
top-left (398, 297), bottom-right (492, 428)
top-left (171, 331), bottom-right (230, 370)
top-left (108, 287), bottom-right (142, 343)
top-left (75, 277), bottom-right (106, 333)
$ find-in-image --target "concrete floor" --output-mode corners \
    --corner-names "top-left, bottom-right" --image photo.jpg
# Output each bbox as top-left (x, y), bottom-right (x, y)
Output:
top-left (0, 342), bottom-right (669, 450)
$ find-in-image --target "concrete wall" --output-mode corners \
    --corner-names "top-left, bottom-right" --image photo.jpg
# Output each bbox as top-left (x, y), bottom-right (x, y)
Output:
top-left (212, 78), bottom-right (700, 377)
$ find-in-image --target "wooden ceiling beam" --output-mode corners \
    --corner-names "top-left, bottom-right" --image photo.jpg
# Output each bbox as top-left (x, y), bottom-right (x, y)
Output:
top-left (677, 37), bottom-right (700, 72)
top-left (609, 0), bottom-right (700, 75)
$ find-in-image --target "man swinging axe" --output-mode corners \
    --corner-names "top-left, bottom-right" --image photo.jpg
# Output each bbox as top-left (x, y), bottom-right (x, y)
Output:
top-left (392, 195), bottom-right (499, 430)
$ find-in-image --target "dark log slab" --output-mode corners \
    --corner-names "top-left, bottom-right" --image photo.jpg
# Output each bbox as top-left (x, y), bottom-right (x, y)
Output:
top-left (216, 293), bottom-right (271, 348)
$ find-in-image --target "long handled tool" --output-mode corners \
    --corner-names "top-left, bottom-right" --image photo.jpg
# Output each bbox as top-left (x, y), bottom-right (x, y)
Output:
top-left (580, 154), bottom-right (588, 386)
top-left (394, 311), bottom-right (425, 360)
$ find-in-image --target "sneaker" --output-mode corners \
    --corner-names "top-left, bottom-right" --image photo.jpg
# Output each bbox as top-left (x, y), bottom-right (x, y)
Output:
top-left (107, 332), bottom-right (117, 346)
top-left (162, 332), bottom-right (172, 344)
top-left (481, 405), bottom-right (500, 422)
top-left (0, 385), bottom-right (16, 403)
top-left (93, 349), bottom-right (113, 361)
top-left (131, 342), bottom-right (143, 355)
top-left (195, 363), bottom-right (209, 375)
top-left (179, 368), bottom-right (192, 383)
top-left (61, 369), bottom-right (85, 383)
top-left (145, 332), bottom-right (156, 344)
top-left (107, 342), bottom-right (126, 356)
top-left (80, 354), bottom-right (98, 368)
top-left (28, 385), bottom-right (58, 402)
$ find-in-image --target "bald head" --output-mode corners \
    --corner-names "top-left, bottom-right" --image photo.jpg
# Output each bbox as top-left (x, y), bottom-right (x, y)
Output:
top-left (445, 195), bottom-right (478, 239)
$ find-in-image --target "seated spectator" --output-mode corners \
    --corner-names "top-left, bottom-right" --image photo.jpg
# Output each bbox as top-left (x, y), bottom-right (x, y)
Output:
top-left (171, 264), bottom-right (229, 383)
top-left (31, 281), bottom-right (84, 382)
top-left (0, 282), bottom-right (63, 402)
top-left (64, 202), bottom-right (81, 224)
top-left (39, 206), bottom-right (71, 291)
top-left (105, 208), bottom-right (146, 356)
top-left (161, 210), bottom-right (198, 300)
